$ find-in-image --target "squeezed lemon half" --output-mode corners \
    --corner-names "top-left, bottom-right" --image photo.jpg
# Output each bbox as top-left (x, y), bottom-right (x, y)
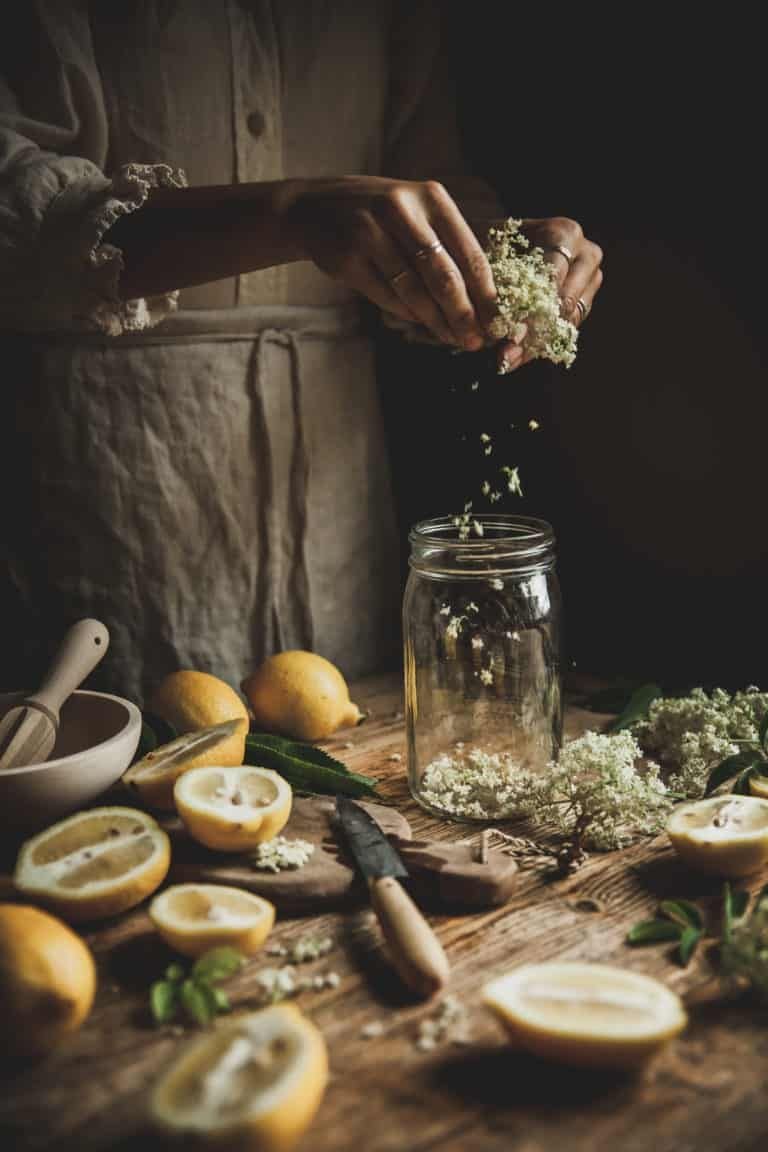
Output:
top-left (174, 765), bottom-right (292, 852)
top-left (150, 670), bottom-right (249, 763)
top-left (124, 720), bottom-right (245, 811)
top-left (13, 807), bottom-right (170, 922)
top-left (483, 961), bottom-right (687, 1068)
top-left (151, 1004), bottom-right (328, 1152)
top-left (667, 795), bottom-right (768, 877)
top-left (150, 883), bottom-right (275, 958)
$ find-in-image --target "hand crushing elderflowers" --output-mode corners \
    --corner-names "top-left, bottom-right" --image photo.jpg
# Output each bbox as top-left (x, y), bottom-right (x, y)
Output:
top-left (284, 176), bottom-right (603, 371)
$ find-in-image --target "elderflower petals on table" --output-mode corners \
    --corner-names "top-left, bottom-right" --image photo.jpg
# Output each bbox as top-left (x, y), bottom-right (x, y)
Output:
top-left (635, 687), bottom-right (768, 799)
top-left (486, 219), bottom-right (578, 368)
top-left (250, 837), bottom-right (315, 873)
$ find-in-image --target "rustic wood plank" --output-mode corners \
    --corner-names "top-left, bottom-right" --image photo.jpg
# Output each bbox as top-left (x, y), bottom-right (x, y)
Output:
top-left (1, 674), bottom-right (766, 1152)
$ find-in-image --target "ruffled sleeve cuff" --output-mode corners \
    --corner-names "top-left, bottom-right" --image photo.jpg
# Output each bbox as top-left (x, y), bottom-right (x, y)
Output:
top-left (62, 162), bottom-right (188, 336)
top-left (5, 160), bottom-right (189, 337)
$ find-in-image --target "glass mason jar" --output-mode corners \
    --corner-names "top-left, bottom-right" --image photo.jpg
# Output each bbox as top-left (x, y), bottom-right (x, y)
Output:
top-left (404, 515), bottom-right (562, 821)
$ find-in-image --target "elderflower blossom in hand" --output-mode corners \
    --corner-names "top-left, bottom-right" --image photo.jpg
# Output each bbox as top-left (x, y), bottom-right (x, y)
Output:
top-left (485, 219), bottom-right (579, 368)
top-left (504, 730), bottom-right (671, 853)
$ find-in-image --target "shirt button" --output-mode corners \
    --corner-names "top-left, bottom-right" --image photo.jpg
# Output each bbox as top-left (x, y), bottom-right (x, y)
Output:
top-left (246, 110), bottom-right (266, 139)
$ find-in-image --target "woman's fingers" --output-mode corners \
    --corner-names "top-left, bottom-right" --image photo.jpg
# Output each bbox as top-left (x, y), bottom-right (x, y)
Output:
top-left (343, 259), bottom-right (419, 324)
top-left (429, 190), bottom-right (499, 333)
top-left (568, 266), bottom-right (603, 327)
top-left (559, 243), bottom-right (603, 321)
top-left (496, 341), bottom-right (525, 373)
top-left (523, 216), bottom-right (604, 326)
top-left (362, 214), bottom-right (457, 345)
top-left (378, 184), bottom-right (487, 350)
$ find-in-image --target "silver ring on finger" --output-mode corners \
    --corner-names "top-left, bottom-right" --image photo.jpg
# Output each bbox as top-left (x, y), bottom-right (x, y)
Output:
top-left (575, 297), bottom-right (589, 322)
top-left (545, 244), bottom-right (575, 267)
top-left (387, 268), bottom-right (410, 287)
top-left (414, 240), bottom-right (445, 260)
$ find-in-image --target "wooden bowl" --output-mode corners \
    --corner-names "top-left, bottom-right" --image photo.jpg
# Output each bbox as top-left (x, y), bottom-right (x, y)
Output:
top-left (0, 690), bottom-right (142, 831)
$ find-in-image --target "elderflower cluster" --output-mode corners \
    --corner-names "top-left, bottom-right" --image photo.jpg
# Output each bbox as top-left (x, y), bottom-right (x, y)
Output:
top-left (635, 687), bottom-right (768, 799)
top-left (422, 732), bottom-right (669, 845)
top-left (502, 731), bottom-right (670, 851)
top-left (486, 219), bottom-right (579, 368)
top-left (420, 749), bottom-right (525, 820)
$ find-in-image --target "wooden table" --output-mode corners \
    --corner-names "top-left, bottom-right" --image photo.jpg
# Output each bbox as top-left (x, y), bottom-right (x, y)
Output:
top-left (2, 674), bottom-right (766, 1152)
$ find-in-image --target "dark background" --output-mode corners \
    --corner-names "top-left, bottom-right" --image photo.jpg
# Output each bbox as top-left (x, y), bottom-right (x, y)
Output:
top-left (383, 6), bottom-right (767, 691)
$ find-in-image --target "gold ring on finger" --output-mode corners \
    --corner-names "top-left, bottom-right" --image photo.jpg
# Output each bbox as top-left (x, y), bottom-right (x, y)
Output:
top-left (575, 297), bottom-right (589, 322)
top-left (546, 244), bottom-right (575, 267)
top-left (414, 240), bottom-right (445, 260)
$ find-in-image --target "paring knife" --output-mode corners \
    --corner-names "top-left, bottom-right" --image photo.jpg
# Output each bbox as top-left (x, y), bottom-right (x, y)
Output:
top-left (335, 796), bottom-right (450, 998)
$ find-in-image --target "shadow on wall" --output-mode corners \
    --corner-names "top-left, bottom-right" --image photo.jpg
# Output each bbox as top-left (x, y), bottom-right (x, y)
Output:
top-left (382, 7), bottom-right (768, 690)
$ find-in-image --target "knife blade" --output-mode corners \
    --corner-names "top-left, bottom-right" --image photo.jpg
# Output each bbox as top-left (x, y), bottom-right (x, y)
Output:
top-left (336, 797), bottom-right (449, 998)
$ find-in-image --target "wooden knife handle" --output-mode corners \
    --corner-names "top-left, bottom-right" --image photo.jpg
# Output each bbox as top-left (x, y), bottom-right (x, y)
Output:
top-left (369, 876), bottom-right (449, 999)
top-left (27, 619), bottom-right (110, 720)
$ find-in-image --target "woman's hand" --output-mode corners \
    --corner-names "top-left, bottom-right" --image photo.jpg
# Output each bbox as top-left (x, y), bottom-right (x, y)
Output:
top-left (283, 179), bottom-right (603, 370)
top-left (282, 176), bottom-right (498, 351)
top-left (478, 215), bottom-right (604, 372)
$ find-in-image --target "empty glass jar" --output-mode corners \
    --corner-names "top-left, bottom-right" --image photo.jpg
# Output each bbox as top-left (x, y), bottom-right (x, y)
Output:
top-left (404, 515), bottom-right (562, 821)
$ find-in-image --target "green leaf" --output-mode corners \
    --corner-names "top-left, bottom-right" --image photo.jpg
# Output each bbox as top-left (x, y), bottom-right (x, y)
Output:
top-left (678, 926), bottom-right (702, 966)
top-left (722, 882), bottom-right (750, 943)
top-left (134, 721), bottom-right (158, 764)
top-left (248, 733), bottom-right (352, 774)
top-left (244, 736), bottom-right (378, 798)
top-left (607, 683), bottom-right (662, 732)
top-left (626, 919), bottom-right (682, 945)
top-left (733, 766), bottom-right (759, 795)
top-left (586, 677), bottom-right (645, 714)
top-left (141, 711), bottom-right (178, 746)
top-left (759, 712), bottom-right (768, 752)
top-left (209, 987), bottom-right (231, 1013)
top-left (705, 752), bottom-right (763, 796)
top-left (164, 962), bottom-right (186, 983)
top-left (150, 980), bottom-right (179, 1024)
top-left (660, 899), bottom-right (704, 930)
top-left (192, 947), bottom-right (246, 984)
top-left (180, 979), bottom-right (213, 1026)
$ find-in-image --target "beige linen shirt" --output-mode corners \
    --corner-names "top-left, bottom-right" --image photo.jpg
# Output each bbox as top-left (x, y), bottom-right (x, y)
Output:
top-left (0, 1), bottom-right (494, 703)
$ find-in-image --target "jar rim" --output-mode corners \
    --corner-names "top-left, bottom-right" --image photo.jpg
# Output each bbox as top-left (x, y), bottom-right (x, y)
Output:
top-left (408, 514), bottom-right (555, 575)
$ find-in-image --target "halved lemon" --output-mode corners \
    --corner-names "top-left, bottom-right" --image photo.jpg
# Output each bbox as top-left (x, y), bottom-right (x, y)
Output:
top-left (667, 795), bottom-right (768, 877)
top-left (483, 962), bottom-right (687, 1068)
top-left (174, 766), bottom-right (292, 852)
top-left (124, 720), bottom-right (245, 811)
top-left (150, 884), bottom-right (275, 958)
top-left (14, 807), bottom-right (170, 923)
top-left (750, 773), bottom-right (768, 800)
top-left (151, 1003), bottom-right (328, 1152)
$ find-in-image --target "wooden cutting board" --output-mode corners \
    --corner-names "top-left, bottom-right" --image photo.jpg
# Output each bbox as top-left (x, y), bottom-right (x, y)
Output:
top-left (166, 796), bottom-right (518, 913)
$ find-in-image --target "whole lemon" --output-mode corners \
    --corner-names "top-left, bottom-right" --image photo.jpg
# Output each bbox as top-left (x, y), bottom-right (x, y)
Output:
top-left (0, 904), bottom-right (96, 1057)
top-left (150, 670), bottom-right (248, 766)
top-left (242, 651), bottom-right (362, 741)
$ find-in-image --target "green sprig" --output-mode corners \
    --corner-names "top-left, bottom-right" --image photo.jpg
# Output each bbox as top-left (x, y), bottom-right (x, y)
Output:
top-left (150, 947), bottom-right (245, 1028)
top-left (626, 899), bottom-right (705, 966)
